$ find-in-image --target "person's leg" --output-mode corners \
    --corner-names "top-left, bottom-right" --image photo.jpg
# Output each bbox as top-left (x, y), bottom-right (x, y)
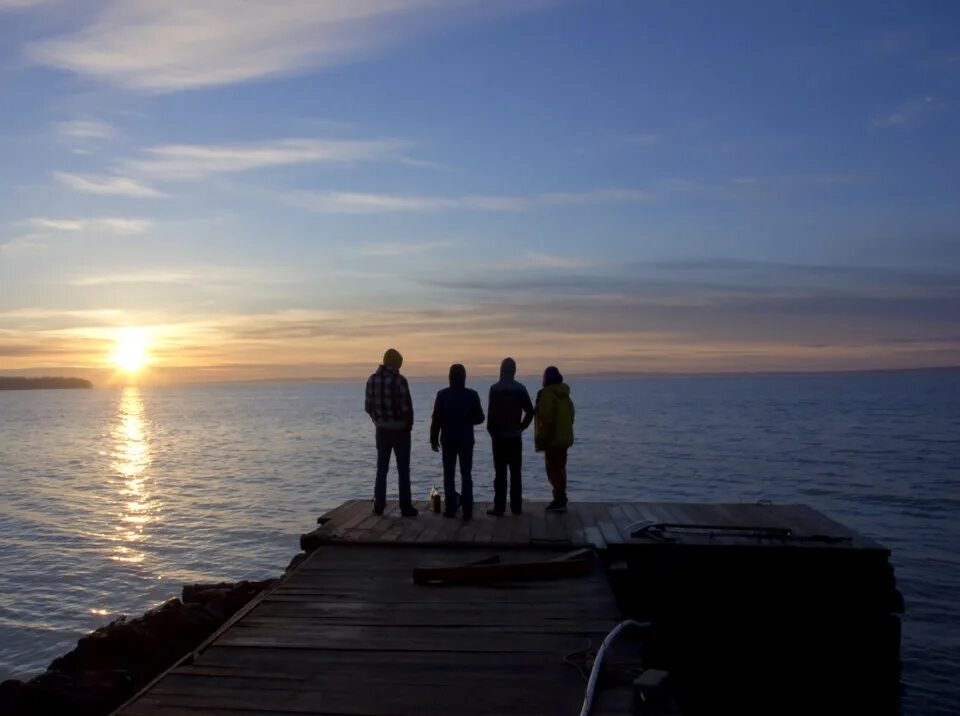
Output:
top-left (442, 442), bottom-right (458, 516)
top-left (394, 430), bottom-right (415, 514)
top-left (556, 447), bottom-right (568, 505)
top-left (490, 438), bottom-right (507, 514)
top-left (545, 447), bottom-right (568, 509)
top-left (374, 428), bottom-right (389, 513)
top-left (460, 442), bottom-right (474, 519)
top-left (508, 437), bottom-right (523, 514)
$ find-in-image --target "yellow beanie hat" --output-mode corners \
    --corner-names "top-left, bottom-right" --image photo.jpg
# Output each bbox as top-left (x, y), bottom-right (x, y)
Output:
top-left (383, 348), bottom-right (403, 370)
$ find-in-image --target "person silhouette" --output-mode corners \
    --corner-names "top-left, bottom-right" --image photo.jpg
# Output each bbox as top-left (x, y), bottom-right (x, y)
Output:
top-left (534, 366), bottom-right (575, 512)
top-left (430, 364), bottom-right (485, 521)
top-left (365, 349), bottom-right (418, 517)
top-left (486, 357), bottom-right (534, 516)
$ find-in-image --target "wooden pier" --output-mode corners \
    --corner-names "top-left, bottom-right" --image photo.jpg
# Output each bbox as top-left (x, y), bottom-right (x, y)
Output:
top-left (115, 500), bottom-right (902, 716)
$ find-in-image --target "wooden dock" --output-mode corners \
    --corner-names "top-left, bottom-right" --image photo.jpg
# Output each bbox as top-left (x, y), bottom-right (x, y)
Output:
top-left (116, 500), bottom-right (901, 716)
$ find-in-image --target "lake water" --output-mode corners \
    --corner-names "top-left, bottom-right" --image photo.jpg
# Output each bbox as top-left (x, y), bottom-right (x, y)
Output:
top-left (0, 371), bottom-right (957, 714)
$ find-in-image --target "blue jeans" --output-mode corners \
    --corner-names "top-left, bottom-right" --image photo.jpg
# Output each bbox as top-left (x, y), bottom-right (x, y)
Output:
top-left (442, 440), bottom-right (474, 515)
top-left (375, 428), bottom-right (412, 510)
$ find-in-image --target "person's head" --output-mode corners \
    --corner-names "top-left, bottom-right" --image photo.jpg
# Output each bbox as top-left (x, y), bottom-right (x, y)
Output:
top-left (499, 357), bottom-right (517, 380)
top-left (383, 348), bottom-right (403, 371)
top-left (542, 365), bottom-right (563, 387)
top-left (448, 363), bottom-right (466, 388)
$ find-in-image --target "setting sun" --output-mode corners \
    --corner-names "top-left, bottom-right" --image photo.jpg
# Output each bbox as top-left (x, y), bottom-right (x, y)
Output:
top-left (110, 329), bottom-right (151, 374)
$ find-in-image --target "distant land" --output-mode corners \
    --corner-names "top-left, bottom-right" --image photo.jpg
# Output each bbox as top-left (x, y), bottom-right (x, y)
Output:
top-left (0, 377), bottom-right (93, 390)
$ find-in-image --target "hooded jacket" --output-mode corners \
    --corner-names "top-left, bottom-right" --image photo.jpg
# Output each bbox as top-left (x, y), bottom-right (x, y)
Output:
top-left (430, 371), bottom-right (485, 446)
top-left (487, 358), bottom-right (534, 439)
top-left (534, 382), bottom-right (575, 451)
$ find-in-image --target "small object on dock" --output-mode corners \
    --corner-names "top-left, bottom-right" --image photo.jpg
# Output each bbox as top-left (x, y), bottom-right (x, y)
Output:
top-left (632, 669), bottom-right (675, 715)
top-left (430, 485), bottom-right (442, 513)
top-left (413, 554), bottom-right (594, 585)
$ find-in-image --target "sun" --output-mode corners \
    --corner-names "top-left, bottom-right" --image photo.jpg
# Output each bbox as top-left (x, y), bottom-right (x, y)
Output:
top-left (111, 329), bottom-right (151, 374)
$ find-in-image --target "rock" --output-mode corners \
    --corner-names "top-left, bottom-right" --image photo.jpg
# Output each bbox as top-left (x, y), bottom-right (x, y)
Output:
top-left (2, 578), bottom-right (277, 716)
top-left (285, 552), bottom-right (307, 573)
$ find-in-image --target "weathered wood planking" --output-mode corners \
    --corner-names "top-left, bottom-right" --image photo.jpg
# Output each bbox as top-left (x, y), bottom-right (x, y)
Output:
top-left (306, 500), bottom-right (888, 553)
top-left (116, 545), bottom-right (625, 716)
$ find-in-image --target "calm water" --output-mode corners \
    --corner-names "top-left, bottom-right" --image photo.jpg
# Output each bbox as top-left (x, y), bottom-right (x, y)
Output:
top-left (0, 372), bottom-right (957, 714)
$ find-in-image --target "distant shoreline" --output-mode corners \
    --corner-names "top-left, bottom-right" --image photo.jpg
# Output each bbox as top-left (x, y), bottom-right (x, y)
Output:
top-left (0, 377), bottom-right (93, 391)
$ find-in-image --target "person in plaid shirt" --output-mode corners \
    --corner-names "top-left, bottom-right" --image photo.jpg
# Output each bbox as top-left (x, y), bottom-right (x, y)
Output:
top-left (365, 348), bottom-right (418, 516)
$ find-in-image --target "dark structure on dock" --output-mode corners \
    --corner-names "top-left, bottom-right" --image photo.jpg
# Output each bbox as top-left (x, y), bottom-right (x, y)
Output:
top-left (116, 500), bottom-right (902, 716)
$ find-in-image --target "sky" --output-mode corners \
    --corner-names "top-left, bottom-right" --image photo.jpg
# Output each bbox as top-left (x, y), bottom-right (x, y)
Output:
top-left (0, 0), bottom-right (958, 382)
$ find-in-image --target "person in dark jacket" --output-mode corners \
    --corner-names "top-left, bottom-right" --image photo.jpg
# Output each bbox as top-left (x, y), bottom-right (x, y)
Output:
top-left (430, 364), bottom-right (485, 520)
top-left (365, 348), bottom-right (418, 517)
top-left (485, 357), bottom-right (534, 516)
top-left (534, 366), bottom-right (575, 512)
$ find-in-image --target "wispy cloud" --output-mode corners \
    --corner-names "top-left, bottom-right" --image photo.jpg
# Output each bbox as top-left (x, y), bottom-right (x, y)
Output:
top-left (120, 137), bottom-right (414, 179)
top-left (500, 253), bottom-right (600, 270)
top-left (0, 233), bottom-right (47, 253)
top-left (54, 171), bottom-right (166, 198)
top-left (285, 188), bottom-right (651, 214)
top-left (359, 240), bottom-right (450, 257)
top-left (0, 0), bottom-right (46, 11)
top-left (68, 265), bottom-right (291, 287)
top-left (26, 217), bottom-right (153, 235)
top-left (28, 1), bottom-right (552, 92)
top-left (871, 96), bottom-right (940, 128)
top-left (55, 119), bottom-right (116, 140)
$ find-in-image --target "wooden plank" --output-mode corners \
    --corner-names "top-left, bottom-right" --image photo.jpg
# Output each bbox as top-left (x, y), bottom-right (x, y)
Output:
top-left (120, 542), bottom-right (621, 715)
top-left (608, 504), bottom-right (635, 543)
top-left (120, 501), bottom-right (893, 716)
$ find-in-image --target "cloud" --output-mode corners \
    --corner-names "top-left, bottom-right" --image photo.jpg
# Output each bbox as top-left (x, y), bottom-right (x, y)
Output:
top-left (872, 96), bottom-right (940, 128)
top-left (54, 172), bottom-right (166, 198)
top-left (26, 217), bottom-right (153, 235)
top-left (55, 119), bottom-right (116, 140)
top-left (28, 1), bottom-right (552, 92)
top-left (0, 233), bottom-right (47, 253)
top-left (499, 253), bottom-right (600, 270)
top-left (285, 188), bottom-right (652, 214)
top-left (120, 137), bottom-right (414, 179)
top-left (0, 0), bottom-right (46, 11)
top-left (359, 240), bottom-right (449, 257)
top-left (68, 265), bottom-right (289, 287)
top-left (4, 258), bottom-right (959, 376)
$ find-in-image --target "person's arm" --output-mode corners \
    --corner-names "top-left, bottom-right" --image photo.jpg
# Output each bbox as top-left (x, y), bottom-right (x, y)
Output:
top-left (535, 392), bottom-right (555, 450)
top-left (519, 387), bottom-right (534, 432)
top-left (399, 376), bottom-right (414, 431)
top-left (472, 391), bottom-right (485, 426)
top-left (364, 377), bottom-right (375, 422)
top-left (429, 392), bottom-right (441, 451)
top-left (486, 387), bottom-right (496, 434)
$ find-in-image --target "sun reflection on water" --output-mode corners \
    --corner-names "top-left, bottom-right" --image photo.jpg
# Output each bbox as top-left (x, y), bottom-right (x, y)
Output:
top-left (110, 387), bottom-right (153, 565)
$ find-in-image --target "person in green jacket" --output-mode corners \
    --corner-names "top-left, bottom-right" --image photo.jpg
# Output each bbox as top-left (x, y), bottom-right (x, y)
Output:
top-left (534, 366), bottom-right (575, 512)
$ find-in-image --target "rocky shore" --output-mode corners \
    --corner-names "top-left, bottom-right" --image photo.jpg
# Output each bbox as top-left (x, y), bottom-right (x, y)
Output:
top-left (0, 578), bottom-right (277, 716)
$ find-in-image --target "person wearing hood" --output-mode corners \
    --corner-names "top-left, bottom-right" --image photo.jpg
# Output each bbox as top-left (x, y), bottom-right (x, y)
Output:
top-left (430, 364), bottom-right (485, 520)
top-left (534, 366), bottom-right (575, 512)
top-left (485, 357), bottom-right (534, 516)
top-left (365, 349), bottom-right (418, 517)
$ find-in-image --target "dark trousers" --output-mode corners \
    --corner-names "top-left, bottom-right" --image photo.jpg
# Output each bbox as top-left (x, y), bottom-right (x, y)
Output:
top-left (442, 440), bottom-right (473, 515)
top-left (492, 436), bottom-right (523, 513)
top-left (545, 447), bottom-right (568, 503)
top-left (374, 428), bottom-right (412, 510)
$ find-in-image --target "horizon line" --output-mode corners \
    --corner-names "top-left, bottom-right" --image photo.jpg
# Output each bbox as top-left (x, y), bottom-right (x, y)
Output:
top-left (5, 364), bottom-right (957, 390)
